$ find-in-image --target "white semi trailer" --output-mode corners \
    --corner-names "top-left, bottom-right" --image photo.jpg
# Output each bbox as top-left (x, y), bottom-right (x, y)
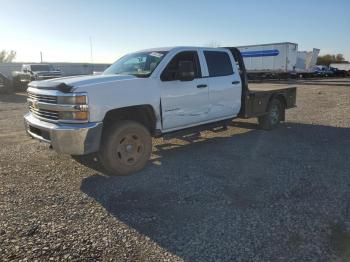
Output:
top-left (329, 63), bottom-right (350, 71)
top-left (236, 42), bottom-right (319, 79)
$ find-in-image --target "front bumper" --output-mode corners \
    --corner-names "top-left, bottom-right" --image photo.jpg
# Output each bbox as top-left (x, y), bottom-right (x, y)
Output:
top-left (24, 113), bottom-right (102, 155)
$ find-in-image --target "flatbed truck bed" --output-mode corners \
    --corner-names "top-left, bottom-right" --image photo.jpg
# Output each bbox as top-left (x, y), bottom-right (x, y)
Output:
top-left (248, 83), bottom-right (296, 92)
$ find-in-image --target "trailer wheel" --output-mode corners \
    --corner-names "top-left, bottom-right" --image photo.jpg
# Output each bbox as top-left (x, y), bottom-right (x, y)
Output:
top-left (258, 99), bottom-right (283, 130)
top-left (99, 120), bottom-right (152, 176)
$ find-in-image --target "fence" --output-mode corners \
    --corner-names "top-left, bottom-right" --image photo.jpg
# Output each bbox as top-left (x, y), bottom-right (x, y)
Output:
top-left (0, 62), bottom-right (111, 80)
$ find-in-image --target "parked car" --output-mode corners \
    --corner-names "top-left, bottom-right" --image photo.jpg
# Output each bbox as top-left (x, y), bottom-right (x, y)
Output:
top-left (312, 65), bottom-right (334, 77)
top-left (24, 47), bottom-right (297, 175)
top-left (329, 67), bottom-right (348, 77)
top-left (12, 64), bottom-right (62, 90)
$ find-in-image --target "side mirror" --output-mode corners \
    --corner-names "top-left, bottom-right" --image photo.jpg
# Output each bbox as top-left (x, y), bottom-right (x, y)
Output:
top-left (178, 61), bottom-right (195, 81)
top-left (23, 68), bottom-right (28, 73)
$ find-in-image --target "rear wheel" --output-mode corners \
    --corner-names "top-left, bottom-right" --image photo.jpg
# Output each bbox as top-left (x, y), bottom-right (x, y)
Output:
top-left (258, 99), bottom-right (283, 130)
top-left (99, 121), bottom-right (152, 176)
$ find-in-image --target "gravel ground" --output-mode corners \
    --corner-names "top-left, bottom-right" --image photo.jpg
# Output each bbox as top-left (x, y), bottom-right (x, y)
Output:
top-left (1, 79), bottom-right (350, 261)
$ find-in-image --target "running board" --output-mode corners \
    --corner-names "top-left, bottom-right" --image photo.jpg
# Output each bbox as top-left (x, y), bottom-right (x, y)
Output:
top-left (160, 119), bottom-right (232, 140)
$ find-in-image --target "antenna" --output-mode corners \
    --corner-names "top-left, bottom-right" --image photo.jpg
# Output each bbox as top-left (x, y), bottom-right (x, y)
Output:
top-left (40, 51), bottom-right (43, 63)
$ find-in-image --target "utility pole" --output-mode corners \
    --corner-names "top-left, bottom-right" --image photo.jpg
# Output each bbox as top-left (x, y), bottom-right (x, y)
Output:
top-left (89, 37), bottom-right (93, 64)
top-left (89, 37), bottom-right (94, 74)
top-left (40, 52), bottom-right (43, 63)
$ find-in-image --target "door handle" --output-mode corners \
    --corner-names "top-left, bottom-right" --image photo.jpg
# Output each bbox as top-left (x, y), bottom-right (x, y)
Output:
top-left (232, 81), bottom-right (240, 85)
top-left (197, 84), bottom-right (207, 88)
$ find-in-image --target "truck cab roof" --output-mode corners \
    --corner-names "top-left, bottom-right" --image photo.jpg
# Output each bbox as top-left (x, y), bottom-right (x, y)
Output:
top-left (134, 46), bottom-right (231, 53)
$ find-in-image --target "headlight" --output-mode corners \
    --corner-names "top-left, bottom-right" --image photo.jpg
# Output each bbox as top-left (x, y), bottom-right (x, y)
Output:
top-left (59, 111), bottom-right (89, 121)
top-left (57, 95), bottom-right (87, 105)
top-left (57, 93), bottom-right (89, 122)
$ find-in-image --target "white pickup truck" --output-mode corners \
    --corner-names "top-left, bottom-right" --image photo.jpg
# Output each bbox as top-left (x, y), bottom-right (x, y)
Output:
top-left (24, 47), bottom-right (296, 175)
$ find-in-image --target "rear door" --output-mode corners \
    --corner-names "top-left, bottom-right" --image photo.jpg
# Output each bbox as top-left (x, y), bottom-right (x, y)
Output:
top-left (202, 50), bottom-right (242, 120)
top-left (159, 50), bottom-right (209, 130)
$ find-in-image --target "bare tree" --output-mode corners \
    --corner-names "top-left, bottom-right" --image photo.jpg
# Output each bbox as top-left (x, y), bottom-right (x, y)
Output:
top-left (0, 50), bottom-right (16, 63)
top-left (317, 53), bottom-right (345, 66)
top-left (335, 54), bottom-right (345, 62)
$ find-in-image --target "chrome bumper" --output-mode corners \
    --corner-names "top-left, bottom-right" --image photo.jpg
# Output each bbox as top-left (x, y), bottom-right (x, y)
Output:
top-left (24, 113), bottom-right (102, 155)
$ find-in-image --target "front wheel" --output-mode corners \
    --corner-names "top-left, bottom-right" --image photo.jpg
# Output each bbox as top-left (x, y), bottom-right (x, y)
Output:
top-left (258, 99), bottom-right (284, 130)
top-left (99, 121), bottom-right (152, 176)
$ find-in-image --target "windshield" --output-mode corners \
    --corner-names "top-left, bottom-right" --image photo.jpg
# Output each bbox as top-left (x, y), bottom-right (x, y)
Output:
top-left (30, 65), bottom-right (54, 72)
top-left (103, 51), bottom-right (168, 77)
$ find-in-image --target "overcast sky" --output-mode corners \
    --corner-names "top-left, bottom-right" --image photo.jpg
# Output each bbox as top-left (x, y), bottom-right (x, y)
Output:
top-left (1, 0), bottom-right (349, 63)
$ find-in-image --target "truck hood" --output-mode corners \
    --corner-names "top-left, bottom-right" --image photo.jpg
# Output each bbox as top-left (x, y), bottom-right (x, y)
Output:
top-left (29, 74), bottom-right (137, 92)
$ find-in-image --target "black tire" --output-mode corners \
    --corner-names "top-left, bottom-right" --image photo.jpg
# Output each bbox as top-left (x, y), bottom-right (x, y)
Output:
top-left (258, 99), bottom-right (283, 130)
top-left (12, 77), bottom-right (21, 91)
top-left (99, 120), bottom-right (152, 176)
top-left (12, 77), bottom-right (27, 91)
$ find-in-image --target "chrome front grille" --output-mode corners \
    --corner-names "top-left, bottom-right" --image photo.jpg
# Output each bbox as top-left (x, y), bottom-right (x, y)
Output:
top-left (29, 106), bottom-right (59, 121)
top-left (27, 89), bottom-right (89, 123)
top-left (28, 92), bottom-right (57, 104)
top-left (28, 91), bottom-right (58, 121)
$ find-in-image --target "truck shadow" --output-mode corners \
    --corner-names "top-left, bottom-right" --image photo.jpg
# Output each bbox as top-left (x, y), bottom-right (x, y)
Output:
top-left (80, 122), bottom-right (350, 261)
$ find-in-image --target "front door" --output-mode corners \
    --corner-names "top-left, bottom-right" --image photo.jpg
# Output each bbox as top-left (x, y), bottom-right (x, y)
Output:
top-left (159, 51), bottom-right (209, 130)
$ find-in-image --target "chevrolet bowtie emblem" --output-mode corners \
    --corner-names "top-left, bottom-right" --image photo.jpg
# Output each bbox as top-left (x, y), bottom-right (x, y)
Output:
top-left (29, 100), bottom-right (38, 108)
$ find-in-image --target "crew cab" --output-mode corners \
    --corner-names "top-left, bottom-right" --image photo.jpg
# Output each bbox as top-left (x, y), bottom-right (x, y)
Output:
top-left (24, 47), bottom-right (296, 175)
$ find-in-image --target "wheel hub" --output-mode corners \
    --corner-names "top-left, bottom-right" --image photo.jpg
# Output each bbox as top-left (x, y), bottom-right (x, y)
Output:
top-left (125, 144), bottom-right (133, 153)
top-left (114, 134), bottom-right (144, 166)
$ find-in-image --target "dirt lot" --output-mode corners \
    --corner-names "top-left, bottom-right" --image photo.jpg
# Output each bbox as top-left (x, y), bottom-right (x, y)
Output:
top-left (1, 79), bottom-right (350, 261)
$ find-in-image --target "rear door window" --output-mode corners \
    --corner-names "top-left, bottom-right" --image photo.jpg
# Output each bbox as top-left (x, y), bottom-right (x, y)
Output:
top-left (204, 51), bottom-right (233, 77)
